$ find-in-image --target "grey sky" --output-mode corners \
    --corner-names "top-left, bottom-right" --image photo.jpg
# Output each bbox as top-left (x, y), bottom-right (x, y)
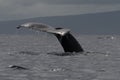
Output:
top-left (0, 0), bottom-right (120, 21)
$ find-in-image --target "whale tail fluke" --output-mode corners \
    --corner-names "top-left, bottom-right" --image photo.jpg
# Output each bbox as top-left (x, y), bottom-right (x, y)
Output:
top-left (17, 22), bottom-right (84, 52)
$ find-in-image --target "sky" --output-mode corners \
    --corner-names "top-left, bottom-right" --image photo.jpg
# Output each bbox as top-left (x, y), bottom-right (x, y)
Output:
top-left (0, 0), bottom-right (120, 21)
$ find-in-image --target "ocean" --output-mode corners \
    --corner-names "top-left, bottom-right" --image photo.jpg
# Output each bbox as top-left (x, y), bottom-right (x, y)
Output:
top-left (0, 34), bottom-right (120, 80)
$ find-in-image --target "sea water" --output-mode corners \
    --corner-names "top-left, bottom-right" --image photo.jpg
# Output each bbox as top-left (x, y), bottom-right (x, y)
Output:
top-left (0, 34), bottom-right (120, 80)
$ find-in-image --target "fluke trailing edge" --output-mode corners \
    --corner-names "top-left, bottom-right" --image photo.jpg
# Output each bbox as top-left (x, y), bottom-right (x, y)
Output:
top-left (17, 22), bottom-right (84, 52)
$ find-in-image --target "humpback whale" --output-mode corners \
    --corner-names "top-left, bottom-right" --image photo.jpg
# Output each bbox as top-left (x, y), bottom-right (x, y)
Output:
top-left (17, 22), bottom-right (84, 52)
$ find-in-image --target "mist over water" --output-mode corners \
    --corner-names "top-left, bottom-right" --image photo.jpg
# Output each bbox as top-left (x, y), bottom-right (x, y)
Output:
top-left (0, 34), bottom-right (120, 80)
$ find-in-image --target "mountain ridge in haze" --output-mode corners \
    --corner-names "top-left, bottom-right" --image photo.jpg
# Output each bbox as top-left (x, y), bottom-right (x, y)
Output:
top-left (0, 11), bottom-right (120, 34)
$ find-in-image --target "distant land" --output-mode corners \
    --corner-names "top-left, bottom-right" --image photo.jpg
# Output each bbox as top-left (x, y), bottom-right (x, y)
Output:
top-left (0, 11), bottom-right (120, 34)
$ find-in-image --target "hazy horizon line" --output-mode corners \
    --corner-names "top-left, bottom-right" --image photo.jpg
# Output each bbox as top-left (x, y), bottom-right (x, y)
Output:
top-left (0, 10), bottom-right (119, 22)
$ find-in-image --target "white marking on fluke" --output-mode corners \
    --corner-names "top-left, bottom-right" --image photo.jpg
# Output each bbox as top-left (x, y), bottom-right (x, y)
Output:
top-left (17, 22), bottom-right (70, 36)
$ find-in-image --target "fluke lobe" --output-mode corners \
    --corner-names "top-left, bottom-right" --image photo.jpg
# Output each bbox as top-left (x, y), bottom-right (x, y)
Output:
top-left (17, 22), bottom-right (84, 52)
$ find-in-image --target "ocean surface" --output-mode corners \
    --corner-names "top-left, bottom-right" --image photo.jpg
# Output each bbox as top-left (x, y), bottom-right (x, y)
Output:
top-left (0, 34), bottom-right (120, 80)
